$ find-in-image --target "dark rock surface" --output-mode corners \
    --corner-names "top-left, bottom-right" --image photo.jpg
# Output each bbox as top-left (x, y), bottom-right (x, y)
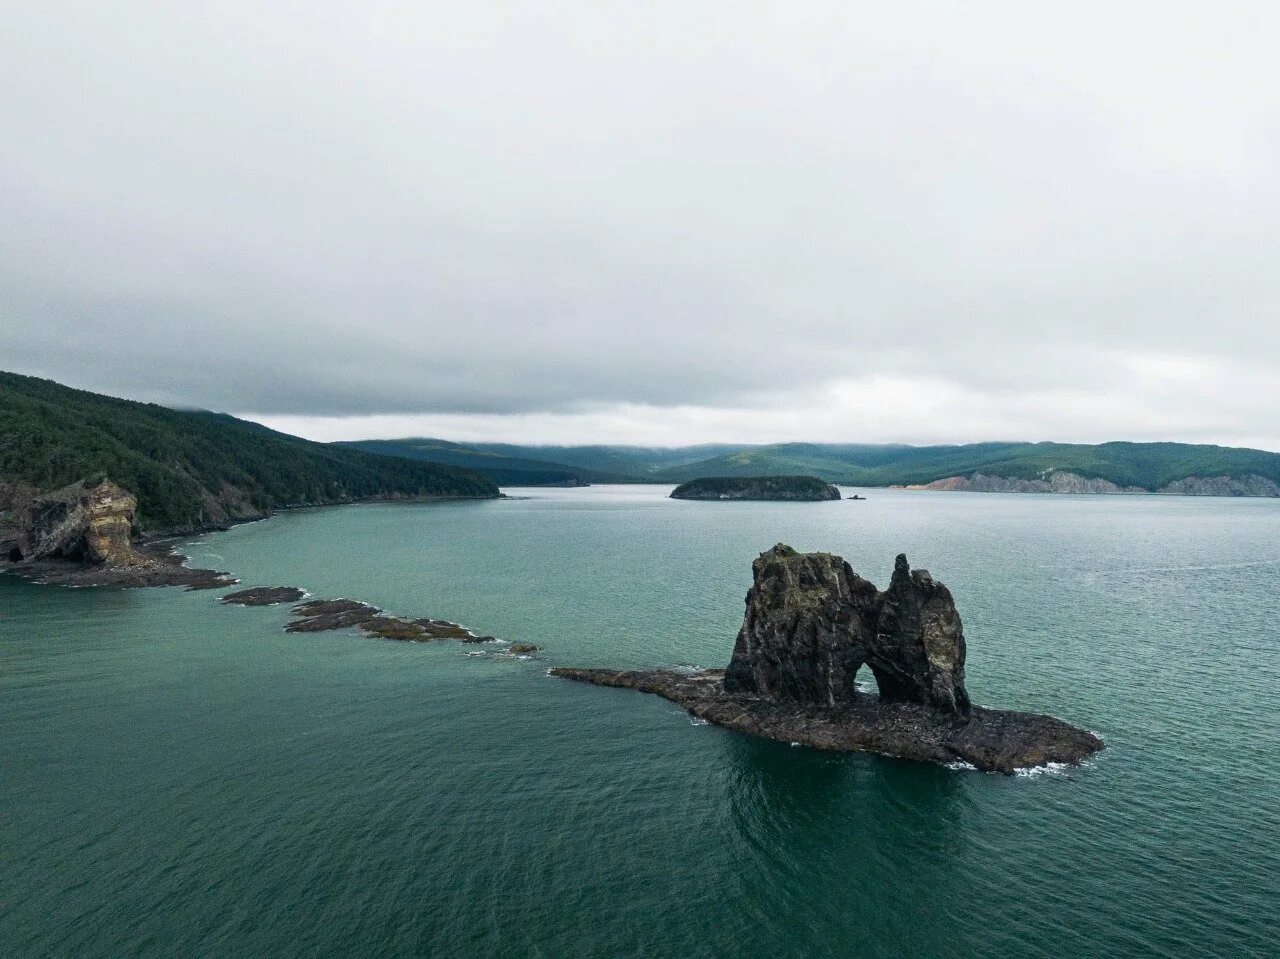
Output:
top-left (724, 546), bottom-right (968, 715)
top-left (508, 643), bottom-right (539, 654)
top-left (282, 600), bottom-right (487, 643)
top-left (222, 586), bottom-right (306, 606)
top-left (552, 544), bottom-right (1102, 773)
top-left (550, 667), bottom-right (1101, 774)
top-left (670, 475), bottom-right (841, 501)
top-left (286, 599), bottom-right (382, 632)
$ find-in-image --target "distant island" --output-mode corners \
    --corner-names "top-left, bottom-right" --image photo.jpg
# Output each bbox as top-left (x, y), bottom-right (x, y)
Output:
top-left (554, 545), bottom-right (1102, 773)
top-left (336, 435), bottom-right (1280, 497)
top-left (670, 475), bottom-right (841, 501)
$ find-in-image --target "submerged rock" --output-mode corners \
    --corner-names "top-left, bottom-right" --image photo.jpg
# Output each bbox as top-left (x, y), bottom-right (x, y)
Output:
top-left (360, 616), bottom-right (431, 640)
top-left (508, 643), bottom-right (539, 654)
top-left (222, 586), bottom-right (306, 606)
top-left (553, 544), bottom-right (1102, 772)
top-left (281, 600), bottom-right (489, 644)
top-left (286, 599), bottom-right (382, 632)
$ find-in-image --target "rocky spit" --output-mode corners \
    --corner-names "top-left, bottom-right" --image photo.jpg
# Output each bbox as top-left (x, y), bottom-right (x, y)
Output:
top-left (553, 544), bottom-right (1102, 773)
top-left (1, 476), bottom-right (536, 656)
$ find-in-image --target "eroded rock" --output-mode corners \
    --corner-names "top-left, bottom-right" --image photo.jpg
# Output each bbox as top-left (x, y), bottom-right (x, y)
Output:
top-left (724, 545), bottom-right (969, 715)
top-left (1, 477), bottom-right (235, 588)
top-left (553, 544), bottom-right (1102, 772)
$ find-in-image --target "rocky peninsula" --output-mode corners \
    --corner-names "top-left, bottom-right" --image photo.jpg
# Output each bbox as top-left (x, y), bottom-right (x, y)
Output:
top-left (553, 545), bottom-right (1102, 773)
top-left (670, 475), bottom-right (841, 501)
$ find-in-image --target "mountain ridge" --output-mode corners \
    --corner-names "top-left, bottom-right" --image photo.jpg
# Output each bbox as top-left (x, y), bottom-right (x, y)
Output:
top-left (343, 437), bottom-right (1280, 495)
top-left (0, 372), bottom-right (499, 534)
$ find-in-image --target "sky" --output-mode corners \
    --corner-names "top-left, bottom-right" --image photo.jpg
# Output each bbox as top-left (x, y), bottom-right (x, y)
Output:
top-left (2, 2), bottom-right (1278, 449)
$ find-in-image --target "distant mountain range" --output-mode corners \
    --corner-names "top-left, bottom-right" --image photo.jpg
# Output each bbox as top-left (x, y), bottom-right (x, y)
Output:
top-left (341, 438), bottom-right (1280, 496)
top-left (4, 370), bottom-right (1278, 540)
top-left (0, 373), bottom-right (498, 534)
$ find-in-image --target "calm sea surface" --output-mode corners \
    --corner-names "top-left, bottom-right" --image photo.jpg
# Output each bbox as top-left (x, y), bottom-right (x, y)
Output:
top-left (3, 486), bottom-right (1278, 957)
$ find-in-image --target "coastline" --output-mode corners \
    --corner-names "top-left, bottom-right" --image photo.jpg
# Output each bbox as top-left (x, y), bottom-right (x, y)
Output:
top-left (0, 491), bottom-right (505, 590)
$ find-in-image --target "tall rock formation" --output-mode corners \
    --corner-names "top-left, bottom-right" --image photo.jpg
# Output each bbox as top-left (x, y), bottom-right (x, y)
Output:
top-left (11, 478), bottom-right (142, 566)
top-left (871, 555), bottom-right (969, 715)
top-left (723, 545), bottom-right (878, 704)
top-left (724, 544), bottom-right (970, 715)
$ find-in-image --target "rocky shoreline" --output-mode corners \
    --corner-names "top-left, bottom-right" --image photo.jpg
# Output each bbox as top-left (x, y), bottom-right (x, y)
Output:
top-left (551, 667), bottom-right (1101, 773)
top-left (0, 476), bottom-right (539, 658)
top-left (552, 545), bottom-right (1103, 773)
top-left (906, 470), bottom-right (1280, 496)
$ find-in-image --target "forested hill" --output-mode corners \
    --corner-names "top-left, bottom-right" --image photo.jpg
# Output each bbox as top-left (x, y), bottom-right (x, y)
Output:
top-left (350, 438), bottom-right (1280, 495)
top-left (0, 372), bottom-right (499, 533)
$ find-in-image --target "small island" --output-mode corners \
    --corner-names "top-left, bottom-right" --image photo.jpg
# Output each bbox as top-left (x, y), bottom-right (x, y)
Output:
top-left (553, 544), bottom-right (1102, 773)
top-left (670, 475), bottom-right (841, 501)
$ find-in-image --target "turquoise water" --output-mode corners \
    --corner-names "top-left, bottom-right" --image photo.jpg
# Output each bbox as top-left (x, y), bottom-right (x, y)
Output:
top-left (3, 486), bottom-right (1279, 957)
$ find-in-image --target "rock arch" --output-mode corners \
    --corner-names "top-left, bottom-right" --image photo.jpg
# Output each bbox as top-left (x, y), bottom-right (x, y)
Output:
top-left (723, 545), bottom-right (970, 716)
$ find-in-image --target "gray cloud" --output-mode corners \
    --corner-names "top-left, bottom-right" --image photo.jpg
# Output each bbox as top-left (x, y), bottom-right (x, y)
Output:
top-left (2, 2), bottom-right (1278, 446)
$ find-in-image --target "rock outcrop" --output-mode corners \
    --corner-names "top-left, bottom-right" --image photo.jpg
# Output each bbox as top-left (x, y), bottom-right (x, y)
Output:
top-left (723, 546), bottom-right (969, 715)
top-left (1, 477), bottom-right (235, 588)
top-left (1157, 474), bottom-right (1280, 497)
top-left (13, 478), bottom-right (141, 565)
top-left (222, 586), bottom-right (307, 606)
top-left (912, 471), bottom-right (1145, 494)
top-left (670, 475), bottom-right (841, 501)
top-left (553, 544), bottom-right (1102, 772)
top-left (910, 471), bottom-right (1280, 497)
top-left (722, 546), bottom-right (878, 705)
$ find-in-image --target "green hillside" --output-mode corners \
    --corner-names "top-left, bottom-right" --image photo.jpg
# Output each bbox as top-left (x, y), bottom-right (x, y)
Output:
top-left (649, 441), bottom-right (1280, 489)
top-left (352, 437), bottom-right (1280, 493)
top-left (337, 439), bottom-right (642, 485)
top-left (0, 372), bottom-right (499, 533)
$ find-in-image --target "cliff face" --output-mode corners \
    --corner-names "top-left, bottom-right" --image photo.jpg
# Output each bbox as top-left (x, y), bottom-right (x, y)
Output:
top-left (914, 471), bottom-right (1145, 494)
top-left (724, 545), bottom-right (970, 715)
top-left (723, 546), bottom-right (878, 703)
top-left (1157, 474), bottom-right (1280, 497)
top-left (913, 470), bottom-right (1280, 497)
top-left (14, 478), bottom-right (142, 565)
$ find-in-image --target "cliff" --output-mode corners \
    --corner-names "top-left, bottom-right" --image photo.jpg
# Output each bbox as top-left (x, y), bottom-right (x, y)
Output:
top-left (553, 544), bottom-right (1101, 772)
top-left (670, 475), bottom-right (841, 501)
top-left (911, 470), bottom-right (1280, 496)
top-left (9, 478), bottom-right (141, 565)
top-left (2, 477), bottom-right (234, 588)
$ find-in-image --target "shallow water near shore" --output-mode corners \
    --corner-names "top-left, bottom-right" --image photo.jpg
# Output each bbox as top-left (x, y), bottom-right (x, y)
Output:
top-left (3, 486), bottom-right (1279, 957)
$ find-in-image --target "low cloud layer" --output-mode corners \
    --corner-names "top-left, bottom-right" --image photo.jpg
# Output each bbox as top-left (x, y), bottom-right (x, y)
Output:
top-left (4, 3), bottom-right (1278, 448)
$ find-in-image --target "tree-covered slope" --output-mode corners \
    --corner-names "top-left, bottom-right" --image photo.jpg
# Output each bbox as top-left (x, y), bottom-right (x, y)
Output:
top-left (337, 439), bottom-right (640, 485)
top-left (0, 372), bottom-right (499, 533)
top-left (359, 437), bottom-right (1280, 493)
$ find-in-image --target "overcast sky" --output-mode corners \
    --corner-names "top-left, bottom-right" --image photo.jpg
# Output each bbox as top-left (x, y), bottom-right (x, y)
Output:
top-left (3, 2), bottom-right (1278, 448)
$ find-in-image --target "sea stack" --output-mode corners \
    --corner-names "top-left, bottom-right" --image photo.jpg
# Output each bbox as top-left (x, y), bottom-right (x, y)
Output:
top-left (553, 544), bottom-right (1102, 773)
top-left (723, 546), bottom-right (970, 716)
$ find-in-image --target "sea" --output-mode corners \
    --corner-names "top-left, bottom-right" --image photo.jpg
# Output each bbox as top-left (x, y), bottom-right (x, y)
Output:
top-left (2, 486), bottom-right (1278, 957)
